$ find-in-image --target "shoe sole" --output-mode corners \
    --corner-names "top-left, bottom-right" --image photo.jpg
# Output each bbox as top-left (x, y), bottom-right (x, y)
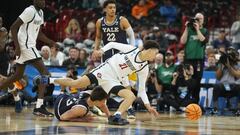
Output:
top-left (108, 121), bottom-right (129, 125)
top-left (33, 112), bottom-right (54, 117)
top-left (127, 115), bottom-right (136, 119)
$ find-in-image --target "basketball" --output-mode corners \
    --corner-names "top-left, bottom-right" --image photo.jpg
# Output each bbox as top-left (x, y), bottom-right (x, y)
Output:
top-left (185, 104), bottom-right (202, 120)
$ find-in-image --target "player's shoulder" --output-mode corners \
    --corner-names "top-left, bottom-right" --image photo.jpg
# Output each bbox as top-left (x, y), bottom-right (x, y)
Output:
top-left (24, 5), bottom-right (35, 13)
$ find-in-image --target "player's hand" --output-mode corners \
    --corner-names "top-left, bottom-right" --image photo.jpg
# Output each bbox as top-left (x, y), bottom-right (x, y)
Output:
top-left (147, 106), bottom-right (159, 117)
top-left (92, 49), bottom-right (103, 60)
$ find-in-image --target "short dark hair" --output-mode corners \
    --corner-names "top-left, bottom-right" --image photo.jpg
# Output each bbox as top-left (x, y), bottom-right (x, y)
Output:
top-left (90, 86), bottom-right (108, 101)
top-left (143, 40), bottom-right (159, 50)
top-left (103, 0), bottom-right (116, 8)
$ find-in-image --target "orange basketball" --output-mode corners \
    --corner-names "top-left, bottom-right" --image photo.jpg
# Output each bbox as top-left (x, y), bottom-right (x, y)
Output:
top-left (185, 104), bottom-right (202, 121)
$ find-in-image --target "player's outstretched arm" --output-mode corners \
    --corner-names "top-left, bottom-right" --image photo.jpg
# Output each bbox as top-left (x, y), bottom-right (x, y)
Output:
top-left (102, 42), bottom-right (135, 53)
top-left (97, 103), bottom-right (111, 117)
top-left (144, 104), bottom-right (159, 117)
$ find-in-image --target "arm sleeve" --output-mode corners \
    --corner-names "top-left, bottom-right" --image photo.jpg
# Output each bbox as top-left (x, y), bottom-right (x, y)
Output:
top-left (231, 22), bottom-right (240, 35)
top-left (125, 27), bottom-right (135, 46)
top-left (101, 42), bottom-right (136, 53)
top-left (136, 66), bottom-right (150, 104)
top-left (19, 7), bottom-right (35, 23)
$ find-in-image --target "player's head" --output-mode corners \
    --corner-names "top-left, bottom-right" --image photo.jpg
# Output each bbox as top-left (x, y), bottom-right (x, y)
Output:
top-left (90, 86), bottom-right (108, 106)
top-left (141, 40), bottom-right (159, 61)
top-left (103, 0), bottom-right (116, 17)
top-left (33, 0), bottom-right (45, 9)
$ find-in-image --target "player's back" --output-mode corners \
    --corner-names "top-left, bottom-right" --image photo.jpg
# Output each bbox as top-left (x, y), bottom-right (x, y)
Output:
top-left (54, 94), bottom-right (89, 120)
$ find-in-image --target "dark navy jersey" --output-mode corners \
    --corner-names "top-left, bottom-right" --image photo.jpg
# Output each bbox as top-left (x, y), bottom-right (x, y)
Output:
top-left (100, 16), bottom-right (128, 61)
top-left (54, 94), bottom-right (89, 120)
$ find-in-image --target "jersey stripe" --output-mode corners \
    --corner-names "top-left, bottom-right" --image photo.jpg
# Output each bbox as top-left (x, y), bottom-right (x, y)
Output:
top-left (31, 48), bottom-right (38, 58)
top-left (25, 13), bottom-right (36, 49)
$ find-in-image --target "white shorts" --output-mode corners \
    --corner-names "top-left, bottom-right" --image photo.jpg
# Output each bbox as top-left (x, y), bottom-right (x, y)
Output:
top-left (15, 47), bottom-right (41, 64)
top-left (90, 62), bottom-right (124, 94)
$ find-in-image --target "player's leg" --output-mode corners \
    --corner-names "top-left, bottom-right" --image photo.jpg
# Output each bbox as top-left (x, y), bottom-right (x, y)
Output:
top-left (0, 74), bottom-right (23, 113)
top-left (31, 59), bottom-right (53, 116)
top-left (0, 64), bottom-right (25, 89)
top-left (108, 86), bottom-right (136, 125)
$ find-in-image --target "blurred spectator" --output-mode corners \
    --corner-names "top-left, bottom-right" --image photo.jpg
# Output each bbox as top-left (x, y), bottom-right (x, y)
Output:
top-left (41, 46), bottom-right (59, 66)
top-left (175, 49), bottom-right (184, 65)
top-left (64, 18), bottom-right (82, 42)
top-left (82, 0), bottom-right (99, 9)
top-left (205, 53), bottom-right (217, 71)
top-left (154, 53), bottom-right (163, 69)
top-left (231, 14), bottom-right (240, 50)
top-left (78, 48), bottom-right (88, 67)
top-left (155, 50), bottom-right (176, 101)
top-left (86, 21), bottom-right (96, 41)
top-left (161, 63), bottom-right (195, 112)
top-left (0, 15), bottom-right (9, 76)
top-left (62, 47), bottom-right (81, 67)
top-left (145, 26), bottom-right (169, 53)
top-left (211, 30), bottom-right (231, 50)
top-left (180, 13), bottom-right (209, 104)
top-left (131, 0), bottom-right (156, 20)
top-left (81, 54), bottom-right (101, 75)
top-left (50, 43), bottom-right (66, 66)
top-left (159, 0), bottom-right (177, 24)
top-left (213, 48), bottom-right (240, 115)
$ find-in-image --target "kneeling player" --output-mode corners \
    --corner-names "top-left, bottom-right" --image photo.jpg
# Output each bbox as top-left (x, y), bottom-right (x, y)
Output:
top-left (54, 86), bottom-right (110, 121)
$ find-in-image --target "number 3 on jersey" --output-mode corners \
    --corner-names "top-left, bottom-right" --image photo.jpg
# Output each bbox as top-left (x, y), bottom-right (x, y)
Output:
top-left (107, 33), bottom-right (116, 41)
top-left (66, 98), bottom-right (77, 106)
top-left (119, 63), bottom-right (128, 69)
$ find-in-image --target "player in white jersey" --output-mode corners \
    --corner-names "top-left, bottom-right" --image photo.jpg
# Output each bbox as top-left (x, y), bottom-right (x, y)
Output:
top-left (0, 0), bottom-right (55, 116)
top-left (54, 40), bottom-right (159, 125)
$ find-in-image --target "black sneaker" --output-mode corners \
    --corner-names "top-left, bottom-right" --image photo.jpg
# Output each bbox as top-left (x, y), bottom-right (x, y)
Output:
top-left (33, 105), bottom-right (54, 117)
top-left (127, 108), bottom-right (136, 119)
top-left (108, 114), bottom-right (129, 125)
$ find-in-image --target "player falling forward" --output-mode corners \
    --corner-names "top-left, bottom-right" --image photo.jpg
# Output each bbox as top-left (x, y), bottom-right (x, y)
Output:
top-left (53, 40), bottom-right (159, 125)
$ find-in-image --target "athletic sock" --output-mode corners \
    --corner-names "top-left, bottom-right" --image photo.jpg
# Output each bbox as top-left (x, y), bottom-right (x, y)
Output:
top-left (114, 111), bottom-right (122, 116)
top-left (13, 94), bottom-right (20, 102)
top-left (36, 99), bottom-right (44, 108)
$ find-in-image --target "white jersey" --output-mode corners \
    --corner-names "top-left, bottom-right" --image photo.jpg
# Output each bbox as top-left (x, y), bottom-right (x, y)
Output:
top-left (18, 5), bottom-right (44, 49)
top-left (101, 42), bottom-right (150, 104)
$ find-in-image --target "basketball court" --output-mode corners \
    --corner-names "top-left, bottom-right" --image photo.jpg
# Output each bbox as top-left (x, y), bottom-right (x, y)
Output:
top-left (0, 106), bottom-right (239, 135)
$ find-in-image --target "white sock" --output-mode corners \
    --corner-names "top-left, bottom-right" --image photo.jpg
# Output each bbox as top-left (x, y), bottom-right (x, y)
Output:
top-left (36, 99), bottom-right (44, 108)
top-left (114, 111), bottom-right (121, 116)
top-left (14, 94), bottom-right (20, 101)
top-left (128, 105), bottom-right (133, 109)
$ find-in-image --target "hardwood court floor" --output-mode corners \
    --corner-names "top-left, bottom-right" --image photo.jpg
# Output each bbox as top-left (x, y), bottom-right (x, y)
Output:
top-left (0, 106), bottom-right (240, 135)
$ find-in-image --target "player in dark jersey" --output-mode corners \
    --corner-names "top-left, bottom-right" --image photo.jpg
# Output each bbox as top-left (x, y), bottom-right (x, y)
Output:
top-left (93, 0), bottom-right (135, 62)
top-left (54, 86), bottom-right (110, 121)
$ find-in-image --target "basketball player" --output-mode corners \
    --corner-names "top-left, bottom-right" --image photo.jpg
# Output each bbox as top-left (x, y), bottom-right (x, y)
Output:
top-left (53, 40), bottom-right (159, 125)
top-left (54, 86), bottom-right (110, 121)
top-left (93, 0), bottom-right (135, 62)
top-left (0, 0), bottom-right (55, 116)
top-left (92, 0), bottom-right (136, 119)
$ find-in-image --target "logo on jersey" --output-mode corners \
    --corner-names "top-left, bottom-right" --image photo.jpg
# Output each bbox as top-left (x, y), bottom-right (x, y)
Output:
top-left (97, 73), bottom-right (102, 78)
top-left (102, 27), bottom-right (119, 33)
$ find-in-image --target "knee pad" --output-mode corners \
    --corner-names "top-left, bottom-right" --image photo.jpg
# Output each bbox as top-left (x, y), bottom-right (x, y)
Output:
top-left (33, 75), bottom-right (49, 85)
